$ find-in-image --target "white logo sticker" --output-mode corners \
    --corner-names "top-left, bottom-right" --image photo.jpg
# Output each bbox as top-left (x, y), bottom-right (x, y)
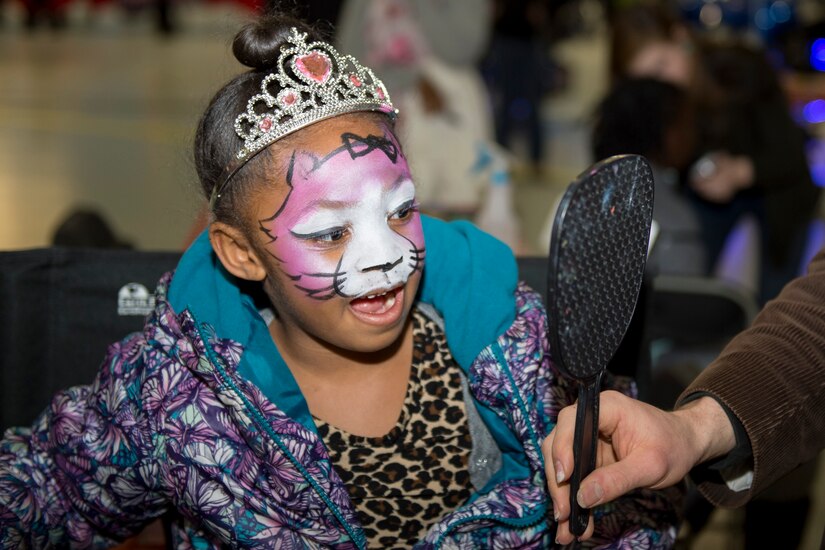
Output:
top-left (117, 283), bottom-right (155, 316)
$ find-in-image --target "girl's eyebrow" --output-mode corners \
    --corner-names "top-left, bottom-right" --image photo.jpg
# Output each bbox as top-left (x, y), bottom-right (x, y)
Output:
top-left (390, 174), bottom-right (410, 189)
top-left (300, 198), bottom-right (356, 212)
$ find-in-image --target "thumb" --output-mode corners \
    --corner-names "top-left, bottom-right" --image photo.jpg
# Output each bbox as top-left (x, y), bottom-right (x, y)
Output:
top-left (576, 447), bottom-right (669, 508)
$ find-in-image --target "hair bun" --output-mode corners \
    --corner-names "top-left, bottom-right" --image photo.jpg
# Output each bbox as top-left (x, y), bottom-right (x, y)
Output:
top-left (232, 14), bottom-right (314, 71)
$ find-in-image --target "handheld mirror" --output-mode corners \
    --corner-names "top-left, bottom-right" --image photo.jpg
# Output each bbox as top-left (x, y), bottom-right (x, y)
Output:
top-left (546, 154), bottom-right (654, 536)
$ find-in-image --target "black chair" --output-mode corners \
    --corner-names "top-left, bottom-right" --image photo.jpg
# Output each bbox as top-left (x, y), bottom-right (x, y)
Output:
top-left (0, 247), bottom-right (181, 547)
top-left (518, 258), bottom-right (760, 407)
top-left (644, 275), bottom-right (758, 409)
top-left (0, 247), bottom-right (180, 430)
top-left (647, 275), bottom-right (758, 347)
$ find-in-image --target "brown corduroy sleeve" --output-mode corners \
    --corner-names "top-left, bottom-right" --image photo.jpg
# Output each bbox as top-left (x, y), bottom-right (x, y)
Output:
top-left (676, 247), bottom-right (825, 508)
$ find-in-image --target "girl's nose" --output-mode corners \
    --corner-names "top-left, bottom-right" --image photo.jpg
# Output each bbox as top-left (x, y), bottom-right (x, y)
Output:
top-left (361, 257), bottom-right (403, 273)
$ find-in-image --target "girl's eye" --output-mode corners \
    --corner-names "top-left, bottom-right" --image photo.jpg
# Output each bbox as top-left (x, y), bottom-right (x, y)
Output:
top-left (291, 227), bottom-right (348, 244)
top-left (316, 228), bottom-right (346, 243)
top-left (390, 200), bottom-right (418, 222)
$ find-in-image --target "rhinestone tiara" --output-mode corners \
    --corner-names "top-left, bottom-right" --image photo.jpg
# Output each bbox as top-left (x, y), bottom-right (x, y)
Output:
top-left (210, 27), bottom-right (397, 208)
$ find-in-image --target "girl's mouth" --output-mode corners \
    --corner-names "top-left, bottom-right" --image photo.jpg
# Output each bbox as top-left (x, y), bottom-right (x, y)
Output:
top-left (349, 286), bottom-right (404, 323)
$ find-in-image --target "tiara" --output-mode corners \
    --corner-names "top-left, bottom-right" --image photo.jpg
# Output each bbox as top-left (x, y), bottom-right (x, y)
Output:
top-left (210, 27), bottom-right (397, 208)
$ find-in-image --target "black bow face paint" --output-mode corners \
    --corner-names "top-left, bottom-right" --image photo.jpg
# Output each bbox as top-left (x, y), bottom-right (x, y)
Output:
top-left (340, 132), bottom-right (398, 162)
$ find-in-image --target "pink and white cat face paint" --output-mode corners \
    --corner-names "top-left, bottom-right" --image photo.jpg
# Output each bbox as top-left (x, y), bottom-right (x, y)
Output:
top-left (258, 131), bottom-right (425, 307)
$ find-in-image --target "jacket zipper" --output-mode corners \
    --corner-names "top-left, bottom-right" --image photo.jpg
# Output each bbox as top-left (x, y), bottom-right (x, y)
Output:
top-left (434, 342), bottom-right (549, 548)
top-left (491, 342), bottom-right (545, 470)
top-left (192, 317), bottom-right (366, 550)
top-left (432, 505), bottom-right (548, 548)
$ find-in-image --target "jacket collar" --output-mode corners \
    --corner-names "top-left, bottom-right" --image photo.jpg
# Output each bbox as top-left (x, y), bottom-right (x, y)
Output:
top-left (165, 216), bottom-right (518, 431)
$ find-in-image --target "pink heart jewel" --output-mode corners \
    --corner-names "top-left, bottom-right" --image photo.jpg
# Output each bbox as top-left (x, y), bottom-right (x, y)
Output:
top-left (295, 51), bottom-right (332, 84)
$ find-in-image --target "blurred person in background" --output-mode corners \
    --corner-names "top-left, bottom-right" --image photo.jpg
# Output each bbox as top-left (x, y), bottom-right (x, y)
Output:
top-left (51, 208), bottom-right (133, 249)
top-left (537, 78), bottom-right (706, 409)
top-left (608, 5), bottom-right (821, 547)
top-left (119, 0), bottom-right (176, 35)
top-left (540, 76), bottom-right (705, 277)
top-left (481, 0), bottom-right (577, 175)
top-left (591, 77), bottom-right (706, 278)
top-left (610, 2), bottom-right (821, 307)
top-left (480, 0), bottom-right (565, 176)
top-left (337, 0), bottom-right (523, 251)
top-left (20, 0), bottom-right (69, 28)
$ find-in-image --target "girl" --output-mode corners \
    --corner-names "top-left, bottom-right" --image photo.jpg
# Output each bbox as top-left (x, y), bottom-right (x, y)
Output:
top-left (0, 14), bottom-right (679, 548)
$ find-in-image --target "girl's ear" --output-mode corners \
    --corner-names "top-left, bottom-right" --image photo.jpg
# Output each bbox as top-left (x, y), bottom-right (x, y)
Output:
top-left (209, 222), bottom-right (267, 281)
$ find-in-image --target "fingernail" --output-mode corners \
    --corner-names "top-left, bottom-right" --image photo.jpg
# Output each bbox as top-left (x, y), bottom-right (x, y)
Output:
top-left (555, 460), bottom-right (565, 484)
top-left (553, 508), bottom-right (559, 521)
top-left (577, 482), bottom-right (604, 508)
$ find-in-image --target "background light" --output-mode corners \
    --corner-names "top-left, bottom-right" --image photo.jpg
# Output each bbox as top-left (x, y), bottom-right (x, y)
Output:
top-left (770, 1), bottom-right (791, 24)
top-left (802, 99), bottom-right (825, 124)
top-left (811, 38), bottom-right (825, 71)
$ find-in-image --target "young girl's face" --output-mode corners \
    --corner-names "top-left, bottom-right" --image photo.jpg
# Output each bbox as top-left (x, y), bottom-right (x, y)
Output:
top-left (253, 114), bottom-right (424, 354)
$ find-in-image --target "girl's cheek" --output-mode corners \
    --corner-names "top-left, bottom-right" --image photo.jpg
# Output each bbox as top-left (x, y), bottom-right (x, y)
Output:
top-left (403, 215), bottom-right (425, 249)
top-left (277, 237), bottom-right (341, 276)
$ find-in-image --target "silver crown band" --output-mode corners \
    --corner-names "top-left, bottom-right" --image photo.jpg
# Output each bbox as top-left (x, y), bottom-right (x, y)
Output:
top-left (209, 28), bottom-right (397, 209)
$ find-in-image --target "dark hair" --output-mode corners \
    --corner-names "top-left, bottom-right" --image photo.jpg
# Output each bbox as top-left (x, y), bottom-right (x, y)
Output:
top-left (193, 14), bottom-right (320, 230)
top-left (52, 208), bottom-right (132, 249)
top-left (592, 77), bottom-right (690, 165)
top-left (608, 3), bottom-right (686, 82)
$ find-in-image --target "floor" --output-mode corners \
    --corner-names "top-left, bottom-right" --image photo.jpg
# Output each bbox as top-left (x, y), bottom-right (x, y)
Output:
top-left (0, 1), bottom-right (242, 251)
top-left (1, 1), bottom-right (823, 548)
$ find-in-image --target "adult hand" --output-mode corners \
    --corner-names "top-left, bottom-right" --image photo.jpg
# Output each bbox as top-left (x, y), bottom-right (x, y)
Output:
top-left (542, 390), bottom-right (736, 544)
top-left (689, 152), bottom-right (754, 204)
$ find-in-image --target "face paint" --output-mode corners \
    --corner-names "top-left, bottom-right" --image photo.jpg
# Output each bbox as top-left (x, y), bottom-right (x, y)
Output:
top-left (258, 132), bottom-right (425, 301)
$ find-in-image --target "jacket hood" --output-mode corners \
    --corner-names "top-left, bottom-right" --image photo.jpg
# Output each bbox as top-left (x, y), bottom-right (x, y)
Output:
top-left (167, 215), bottom-right (518, 430)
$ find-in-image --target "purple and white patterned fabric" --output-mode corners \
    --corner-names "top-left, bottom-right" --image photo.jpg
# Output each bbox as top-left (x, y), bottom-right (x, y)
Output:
top-left (0, 275), bottom-right (680, 548)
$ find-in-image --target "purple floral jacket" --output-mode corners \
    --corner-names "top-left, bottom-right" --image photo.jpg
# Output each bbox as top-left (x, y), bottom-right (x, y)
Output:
top-left (0, 220), bottom-right (680, 548)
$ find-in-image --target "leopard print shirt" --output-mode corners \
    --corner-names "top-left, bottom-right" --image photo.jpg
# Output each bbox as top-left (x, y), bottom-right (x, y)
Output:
top-left (315, 308), bottom-right (473, 548)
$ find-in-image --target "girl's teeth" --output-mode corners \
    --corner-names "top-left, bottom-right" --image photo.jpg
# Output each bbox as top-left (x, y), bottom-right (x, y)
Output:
top-left (350, 289), bottom-right (398, 315)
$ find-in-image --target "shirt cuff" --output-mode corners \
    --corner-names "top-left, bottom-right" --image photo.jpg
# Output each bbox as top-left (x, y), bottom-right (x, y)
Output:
top-left (679, 391), bottom-right (754, 491)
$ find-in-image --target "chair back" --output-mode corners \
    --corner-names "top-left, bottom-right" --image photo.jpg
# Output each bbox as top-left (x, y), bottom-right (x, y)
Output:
top-left (647, 275), bottom-right (758, 346)
top-left (644, 275), bottom-right (758, 408)
top-left (0, 247), bottom-right (180, 430)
